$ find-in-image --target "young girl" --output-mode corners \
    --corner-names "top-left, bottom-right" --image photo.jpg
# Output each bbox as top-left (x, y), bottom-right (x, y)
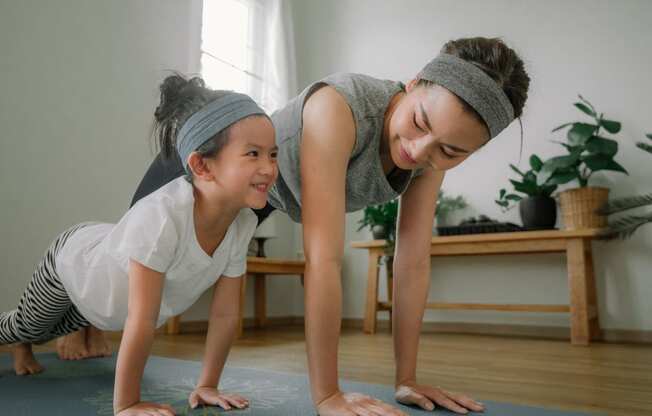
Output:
top-left (0, 75), bottom-right (278, 415)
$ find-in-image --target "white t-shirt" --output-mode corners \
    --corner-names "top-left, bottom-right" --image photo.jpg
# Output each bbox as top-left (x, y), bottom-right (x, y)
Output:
top-left (56, 177), bottom-right (257, 330)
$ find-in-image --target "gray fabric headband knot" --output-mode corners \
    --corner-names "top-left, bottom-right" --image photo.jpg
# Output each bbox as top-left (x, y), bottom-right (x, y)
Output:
top-left (177, 92), bottom-right (267, 173)
top-left (418, 53), bottom-right (515, 138)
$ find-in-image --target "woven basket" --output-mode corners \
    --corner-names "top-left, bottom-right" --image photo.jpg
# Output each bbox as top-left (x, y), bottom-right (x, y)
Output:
top-left (559, 187), bottom-right (609, 229)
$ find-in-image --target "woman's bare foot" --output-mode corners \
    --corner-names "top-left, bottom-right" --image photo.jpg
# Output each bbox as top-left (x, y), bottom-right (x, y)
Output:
top-left (86, 326), bottom-right (111, 358)
top-left (56, 328), bottom-right (89, 360)
top-left (13, 343), bottom-right (43, 375)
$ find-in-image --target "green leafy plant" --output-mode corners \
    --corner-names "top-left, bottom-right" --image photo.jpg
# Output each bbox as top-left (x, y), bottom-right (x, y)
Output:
top-left (495, 155), bottom-right (558, 211)
top-left (599, 133), bottom-right (652, 239)
top-left (537, 95), bottom-right (628, 188)
top-left (436, 190), bottom-right (468, 222)
top-left (357, 199), bottom-right (399, 244)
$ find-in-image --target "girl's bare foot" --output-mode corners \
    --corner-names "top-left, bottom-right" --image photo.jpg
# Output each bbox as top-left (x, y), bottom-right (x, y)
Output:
top-left (13, 343), bottom-right (43, 375)
top-left (86, 326), bottom-right (111, 358)
top-left (56, 328), bottom-right (89, 360)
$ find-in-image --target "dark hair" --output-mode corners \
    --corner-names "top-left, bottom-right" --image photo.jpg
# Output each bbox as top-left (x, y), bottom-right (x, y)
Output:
top-left (153, 73), bottom-right (232, 166)
top-left (417, 37), bottom-right (530, 148)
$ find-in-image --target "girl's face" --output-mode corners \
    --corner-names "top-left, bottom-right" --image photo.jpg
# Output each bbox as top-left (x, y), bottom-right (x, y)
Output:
top-left (206, 116), bottom-right (278, 209)
top-left (387, 81), bottom-right (490, 172)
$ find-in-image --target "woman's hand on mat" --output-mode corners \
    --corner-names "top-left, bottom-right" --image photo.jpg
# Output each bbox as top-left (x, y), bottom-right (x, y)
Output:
top-left (188, 386), bottom-right (249, 411)
top-left (114, 401), bottom-right (176, 416)
top-left (317, 391), bottom-right (408, 416)
top-left (394, 382), bottom-right (485, 414)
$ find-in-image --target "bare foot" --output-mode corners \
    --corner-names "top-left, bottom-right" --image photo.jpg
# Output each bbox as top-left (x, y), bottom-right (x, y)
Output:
top-left (56, 328), bottom-right (89, 360)
top-left (13, 343), bottom-right (44, 375)
top-left (86, 326), bottom-right (111, 358)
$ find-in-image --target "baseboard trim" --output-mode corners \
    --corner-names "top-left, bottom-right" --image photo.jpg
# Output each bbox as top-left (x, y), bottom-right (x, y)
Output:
top-left (170, 317), bottom-right (652, 344)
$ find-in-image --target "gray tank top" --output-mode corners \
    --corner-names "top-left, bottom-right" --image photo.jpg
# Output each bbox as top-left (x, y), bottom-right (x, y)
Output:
top-left (268, 73), bottom-right (421, 223)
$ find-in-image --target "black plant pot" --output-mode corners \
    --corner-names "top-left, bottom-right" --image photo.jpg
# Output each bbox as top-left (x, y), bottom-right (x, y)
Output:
top-left (371, 225), bottom-right (387, 240)
top-left (519, 196), bottom-right (557, 230)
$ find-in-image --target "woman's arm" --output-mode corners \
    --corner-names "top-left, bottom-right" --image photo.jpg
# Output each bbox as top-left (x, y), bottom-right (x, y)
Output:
top-left (393, 168), bottom-right (443, 385)
top-left (392, 169), bottom-right (484, 414)
top-left (187, 275), bottom-right (248, 411)
top-left (113, 260), bottom-right (174, 415)
top-left (300, 87), bottom-right (406, 416)
top-left (300, 86), bottom-right (354, 404)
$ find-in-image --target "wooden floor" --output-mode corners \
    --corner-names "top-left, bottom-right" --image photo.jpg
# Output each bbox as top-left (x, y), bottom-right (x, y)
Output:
top-left (4, 326), bottom-right (652, 415)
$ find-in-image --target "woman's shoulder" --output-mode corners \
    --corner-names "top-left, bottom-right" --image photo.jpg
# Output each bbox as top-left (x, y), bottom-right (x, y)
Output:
top-left (320, 72), bottom-right (404, 106)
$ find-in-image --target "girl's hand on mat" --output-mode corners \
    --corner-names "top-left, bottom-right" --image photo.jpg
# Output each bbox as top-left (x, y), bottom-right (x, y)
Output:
top-left (188, 387), bottom-right (250, 411)
top-left (395, 382), bottom-right (485, 414)
top-left (317, 391), bottom-right (408, 416)
top-left (115, 401), bottom-right (176, 416)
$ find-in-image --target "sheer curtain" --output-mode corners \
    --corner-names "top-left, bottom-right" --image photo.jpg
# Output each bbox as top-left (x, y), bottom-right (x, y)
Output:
top-left (200, 0), bottom-right (297, 114)
top-left (199, 0), bottom-right (298, 241)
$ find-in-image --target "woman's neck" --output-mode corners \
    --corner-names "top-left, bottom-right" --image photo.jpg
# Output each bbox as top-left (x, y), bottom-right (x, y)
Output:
top-left (380, 91), bottom-right (404, 175)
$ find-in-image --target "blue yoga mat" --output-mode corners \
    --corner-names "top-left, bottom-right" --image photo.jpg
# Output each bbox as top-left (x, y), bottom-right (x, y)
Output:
top-left (0, 353), bottom-right (599, 415)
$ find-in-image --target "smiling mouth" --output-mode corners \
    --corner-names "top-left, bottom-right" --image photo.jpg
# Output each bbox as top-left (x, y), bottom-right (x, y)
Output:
top-left (252, 183), bottom-right (270, 192)
top-left (399, 145), bottom-right (417, 165)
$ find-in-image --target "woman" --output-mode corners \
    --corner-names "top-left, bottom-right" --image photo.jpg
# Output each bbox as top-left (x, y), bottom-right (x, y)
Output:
top-left (64, 37), bottom-right (529, 415)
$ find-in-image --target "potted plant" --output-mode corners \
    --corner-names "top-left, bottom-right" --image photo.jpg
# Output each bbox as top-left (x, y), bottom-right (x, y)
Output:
top-left (358, 200), bottom-right (399, 286)
top-left (357, 199), bottom-right (399, 248)
top-left (495, 154), bottom-right (558, 229)
top-left (537, 95), bottom-right (628, 229)
top-left (598, 133), bottom-right (652, 239)
top-left (435, 190), bottom-right (468, 227)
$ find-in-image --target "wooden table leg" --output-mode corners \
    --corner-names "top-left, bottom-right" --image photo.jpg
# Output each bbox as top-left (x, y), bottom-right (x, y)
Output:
top-left (567, 238), bottom-right (591, 346)
top-left (363, 249), bottom-right (382, 334)
top-left (254, 273), bottom-right (267, 328)
top-left (167, 315), bottom-right (181, 335)
top-left (237, 274), bottom-right (248, 338)
top-left (386, 256), bottom-right (394, 332)
top-left (585, 244), bottom-right (602, 340)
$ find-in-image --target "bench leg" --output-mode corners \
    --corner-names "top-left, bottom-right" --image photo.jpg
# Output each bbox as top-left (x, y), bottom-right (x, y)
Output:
top-left (167, 316), bottom-right (180, 335)
top-left (363, 249), bottom-right (382, 334)
top-left (585, 247), bottom-right (602, 341)
top-left (386, 256), bottom-right (394, 332)
top-left (254, 273), bottom-right (267, 328)
top-left (567, 238), bottom-right (594, 346)
top-left (237, 274), bottom-right (248, 338)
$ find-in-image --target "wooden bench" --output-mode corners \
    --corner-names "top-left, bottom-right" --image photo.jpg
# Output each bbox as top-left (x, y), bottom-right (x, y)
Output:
top-left (351, 229), bottom-right (602, 345)
top-left (165, 256), bottom-right (305, 336)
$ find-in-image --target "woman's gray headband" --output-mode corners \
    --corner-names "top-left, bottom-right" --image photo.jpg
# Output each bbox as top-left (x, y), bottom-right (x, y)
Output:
top-left (418, 53), bottom-right (514, 138)
top-left (176, 92), bottom-right (267, 173)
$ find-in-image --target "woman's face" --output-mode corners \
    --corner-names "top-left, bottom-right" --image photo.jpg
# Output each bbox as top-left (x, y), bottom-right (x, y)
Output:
top-left (387, 81), bottom-right (490, 172)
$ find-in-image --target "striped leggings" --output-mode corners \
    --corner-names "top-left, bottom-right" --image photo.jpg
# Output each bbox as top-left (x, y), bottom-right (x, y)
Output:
top-left (0, 223), bottom-right (91, 345)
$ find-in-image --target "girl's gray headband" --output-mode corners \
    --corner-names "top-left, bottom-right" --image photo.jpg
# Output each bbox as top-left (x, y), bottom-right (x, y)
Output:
top-left (176, 92), bottom-right (267, 173)
top-left (418, 53), bottom-right (515, 138)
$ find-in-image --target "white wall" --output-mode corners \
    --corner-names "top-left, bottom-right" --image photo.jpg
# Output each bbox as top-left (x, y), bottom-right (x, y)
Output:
top-left (0, 0), bottom-right (300, 322)
top-left (290, 0), bottom-right (652, 331)
top-left (2, 0), bottom-right (650, 334)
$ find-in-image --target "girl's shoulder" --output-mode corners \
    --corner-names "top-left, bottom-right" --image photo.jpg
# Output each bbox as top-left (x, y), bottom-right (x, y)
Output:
top-left (233, 208), bottom-right (258, 239)
top-left (131, 177), bottom-right (193, 215)
top-left (118, 177), bottom-right (193, 239)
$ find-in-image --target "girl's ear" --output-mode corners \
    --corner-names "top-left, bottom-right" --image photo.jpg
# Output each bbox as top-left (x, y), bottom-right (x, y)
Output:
top-left (405, 78), bottom-right (419, 93)
top-left (187, 152), bottom-right (214, 181)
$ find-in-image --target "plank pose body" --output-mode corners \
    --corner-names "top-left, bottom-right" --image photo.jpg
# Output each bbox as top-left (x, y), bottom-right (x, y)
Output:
top-left (1, 78), bottom-right (279, 415)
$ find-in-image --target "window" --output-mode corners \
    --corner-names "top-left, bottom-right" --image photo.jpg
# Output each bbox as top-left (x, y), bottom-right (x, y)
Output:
top-left (200, 0), bottom-right (264, 100)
